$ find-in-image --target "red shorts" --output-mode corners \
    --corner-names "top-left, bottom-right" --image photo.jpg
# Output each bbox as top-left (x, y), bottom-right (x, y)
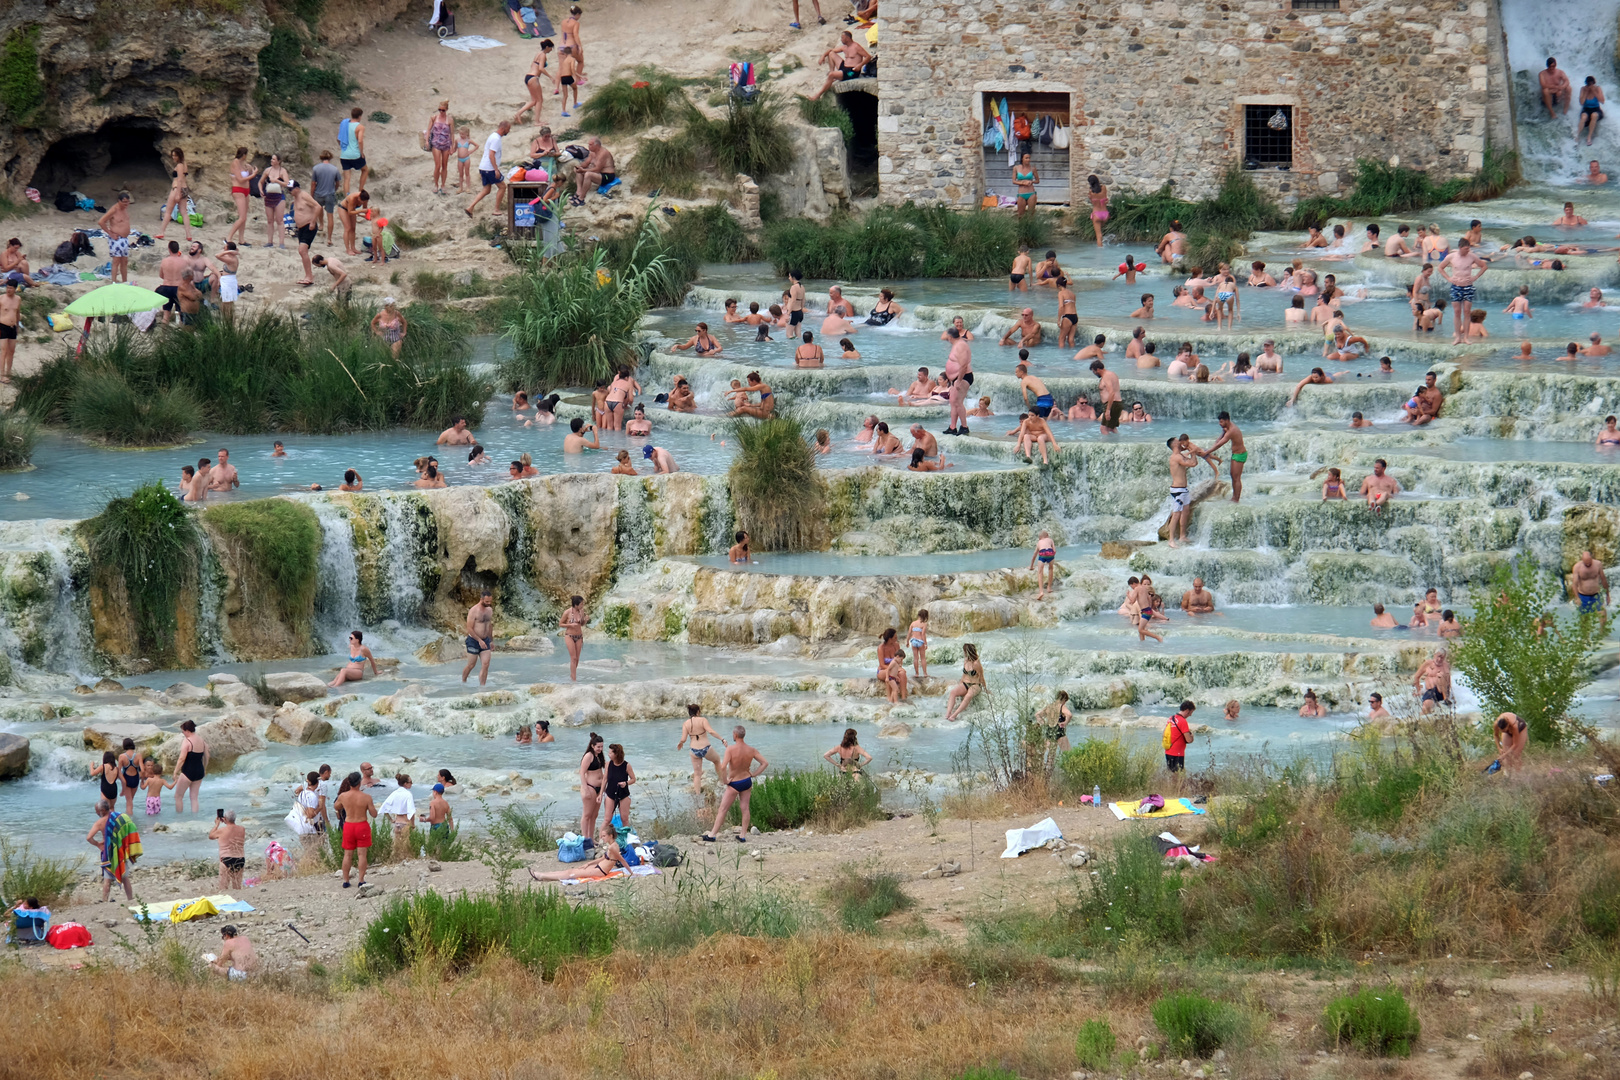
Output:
top-left (341, 821), bottom-right (372, 850)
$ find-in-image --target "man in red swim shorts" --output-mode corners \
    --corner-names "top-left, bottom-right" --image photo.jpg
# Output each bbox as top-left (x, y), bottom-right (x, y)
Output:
top-left (334, 773), bottom-right (377, 890)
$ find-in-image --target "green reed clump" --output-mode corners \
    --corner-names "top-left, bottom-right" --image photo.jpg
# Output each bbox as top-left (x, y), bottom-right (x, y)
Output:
top-left (724, 766), bottom-right (881, 831)
top-left (491, 802), bottom-right (556, 853)
top-left (1152, 993), bottom-right (1250, 1058)
top-left (664, 202), bottom-right (760, 264)
top-left (627, 135), bottom-right (701, 197)
top-left (0, 836), bottom-right (81, 909)
top-left (828, 865), bottom-right (915, 933)
top-left (1057, 737), bottom-right (1156, 798)
top-left (624, 859), bottom-right (810, 952)
top-left (69, 371), bottom-right (199, 447)
top-left (762, 203), bottom-right (1035, 280)
top-left (79, 481), bottom-right (200, 658)
top-left (362, 887), bottom-right (616, 978)
top-left (1287, 146), bottom-right (1519, 229)
top-left (1073, 837), bottom-right (1185, 947)
top-left (202, 500), bottom-right (322, 630)
top-left (727, 415), bottom-right (828, 552)
top-left (0, 411), bottom-right (39, 469)
top-left (796, 93), bottom-right (854, 145)
top-left (1108, 167), bottom-right (1285, 265)
top-left (1323, 988), bottom-right (1420, 1056)
top-left (1075, 1019), bottom-right (1118, 1072)
top-left (684, 92), bottom-right (795, 179)
top-left (578, 68), bottom-right (686, 133)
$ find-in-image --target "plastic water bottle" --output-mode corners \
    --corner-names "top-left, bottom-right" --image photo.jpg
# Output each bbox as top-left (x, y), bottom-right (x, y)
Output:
top-left (1093, 784), bottom-right (1101, 809)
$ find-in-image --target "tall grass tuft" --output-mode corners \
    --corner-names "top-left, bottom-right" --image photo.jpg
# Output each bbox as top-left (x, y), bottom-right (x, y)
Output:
top-left (725, 766), bottom-right (881, 831)
top-left (796, 93), bottom-right (854, 145)
top-left (80, 482), bottom-right (201, 659)
top-left (664, 203), bottom-right (760, 264)
top-left (491, 802), bottom-right (556, 852)
top-left (0, 411), bottom-right (39, 469)
top-left (578, 68), bottom-right (686, 133)
top-left (68, 371), bottom-right (198, 446)
top-left (362, 888), bottom-right (616, 978)
top-left (727, 416), bottom-right (828, 552)
top-left (1109, 167), bottom-right (1284, 264)
top-left (1151, 993), bottom-right (1249, 1059)
top-left (627, 135), bottom-right (701, 197)
top-left (0, 836), bottom-right (82, 909)
top-left (1074, 838), bottom-right (1185, 946)
top-left (624, 857), bottom-right (810, 951)
top-left (762, 203), bottom-right (1032, 280)
top-left (828, 865), bottom-right (915, 932)
top-left (202, 500), bottom-right (322, 630)
top-left (1323, 988), bottom-right (1420, 1056)
top-left (1287, 146), bottom-right (1520, 228)
top-left (1075, 1019), bottom-right (1118, 1072)
top-left (685, 93), bottom-right (795, 179)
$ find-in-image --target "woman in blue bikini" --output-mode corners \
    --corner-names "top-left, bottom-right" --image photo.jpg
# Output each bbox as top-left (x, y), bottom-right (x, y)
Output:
top-left (1579, 76), bottom-right (1606, 146)
top-left (329, 630), bottom-right (380, 687)
top-left (1013, 152), bottom-right (1039, 218)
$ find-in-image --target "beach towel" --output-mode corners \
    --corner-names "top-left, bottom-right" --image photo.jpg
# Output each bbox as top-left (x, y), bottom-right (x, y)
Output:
top-left (102, 810), bottom-right (141, 883)
top-left (439, 34), bottom-right (506, 52)
top-left (171, 897), bottom-right (220, 923)
top-left (1001, 816), bottom-right (1063, 858)
top-left (131, 895), bottom-right (256, 923)
top-left (558, 867), bottom-right (632, 885)
top-left (1109, 798), bottom-right (1206, 821)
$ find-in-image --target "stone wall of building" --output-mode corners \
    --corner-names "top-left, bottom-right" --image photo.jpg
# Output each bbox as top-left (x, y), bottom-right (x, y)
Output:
top-left (876, 0), bottom-right (1514, 206)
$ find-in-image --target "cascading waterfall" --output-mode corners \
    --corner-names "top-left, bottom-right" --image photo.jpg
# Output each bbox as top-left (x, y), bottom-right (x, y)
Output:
top-left (194, 531), bottom-right (230, 665)
top-left (0, 521), bottom-right (95, 678)
top-left (309, 497), bottom-right (363, 651)
top-left (613, 479), bottom-right (657, 576)
top-left (1502, 0), bottom-right (1620, 182)
top-left (379, 496), bottom-right (427, 625)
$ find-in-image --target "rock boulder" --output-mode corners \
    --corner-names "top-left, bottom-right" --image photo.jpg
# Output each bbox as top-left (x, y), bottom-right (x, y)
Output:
top-left (83, 723), bottom-right (166, 754)
top-left (157, 716), bottom-right (264, 773)
top-left (266, 703), bottom-right (336, 745)
top-left (263, 672), bottom-right (328, 703)
top-left (0, 733), bottom-right (29, 779)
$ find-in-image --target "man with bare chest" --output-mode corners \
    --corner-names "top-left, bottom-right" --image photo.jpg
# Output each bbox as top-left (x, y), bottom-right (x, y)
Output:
top-left (1438, 239), bottom-right (1489, 345)
top-left (0, 281), bottom-right (19, 384)
top-left (462, 591), bottom-right (495, 685)
top-left (97, 192), bottom-right (133, 282)
top-left (157, 241), bottom-right (186, 325)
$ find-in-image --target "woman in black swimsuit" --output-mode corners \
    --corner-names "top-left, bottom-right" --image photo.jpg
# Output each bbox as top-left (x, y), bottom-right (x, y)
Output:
top-left (944, 643), bottom-right (985, 721)
top-left (865, 287), bottom-right (902, 325)
top-left (579, 733), bottom-right (606, 839)
top-left (92, 751), bottom-right (120, 803)
top-left (117, 736), bottom-right (142, 815)
top-left (172, 718), bottom-right (209, 813)
top-left (602, 743), bottom-right (636, 829)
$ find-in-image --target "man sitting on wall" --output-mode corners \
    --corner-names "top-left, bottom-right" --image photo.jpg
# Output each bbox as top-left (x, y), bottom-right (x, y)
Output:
top-left (810, 31), bottom-right (871, 100)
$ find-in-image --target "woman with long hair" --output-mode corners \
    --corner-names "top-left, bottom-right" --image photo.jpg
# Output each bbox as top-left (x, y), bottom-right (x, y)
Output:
top-left (260, 153), bottom-right (292, 249)
top-left (157, 147), bottom-right (191, 242)
top-left (823, 728), bottom-right (872, 775)
top-left (602, 743), bottom-right (636, 829)
top-left (578, 732), bottom-right (605, 839)
top-left (427, 100), bottom-right (456, 194)
top-left (944, 643), bottom-right (985, 721)
top-left (225, 146), bottom-right (257, 246)
top-left (1086, 173), bottom-right (1109, 247)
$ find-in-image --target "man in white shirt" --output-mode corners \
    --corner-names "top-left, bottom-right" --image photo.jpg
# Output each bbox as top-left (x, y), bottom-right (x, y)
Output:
top-left (377, 774), bottom-right (417, 858)
top-left (466, 121), bottom-right (511, 217)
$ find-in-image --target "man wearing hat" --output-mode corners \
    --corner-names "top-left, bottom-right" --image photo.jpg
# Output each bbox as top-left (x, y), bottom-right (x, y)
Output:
top-left (208, 924), bottom-right (256, 981)
top-left (427, 782), bottom-right (453, 837)
top-left (643, 444), bottom-right (678, 474)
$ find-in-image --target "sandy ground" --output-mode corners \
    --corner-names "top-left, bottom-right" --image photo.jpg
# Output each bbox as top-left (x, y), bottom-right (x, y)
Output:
top-left (0, 0), bottom-right (862, 403)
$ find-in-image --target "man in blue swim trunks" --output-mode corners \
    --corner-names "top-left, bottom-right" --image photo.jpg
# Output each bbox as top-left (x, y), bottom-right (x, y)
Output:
top-left (1015, 362), bottom-right (1052, 417)
top-left (702, 725), bottom-right (768, 843)
top-left (1571, 550), bottom-right (1610, 614)
top-left (461, 591), bottom-right (495, 686)
top-left (1438, 238), bottom-right (1488, 346)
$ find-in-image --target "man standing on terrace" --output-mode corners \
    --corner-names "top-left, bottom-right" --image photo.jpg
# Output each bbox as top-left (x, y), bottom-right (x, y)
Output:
top-left (1091, 359), bottom-right (1122, 431)
top-left (1571, 550), bottom-right (1610, 613)
top-left (1439, 239), bottom-right (1489, 346)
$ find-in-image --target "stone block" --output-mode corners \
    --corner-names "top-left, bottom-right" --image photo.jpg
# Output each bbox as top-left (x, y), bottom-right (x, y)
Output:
top-left (0, 733), bottom-right (29, 779)
top-left (83, 724), bottom-right (166, 754)
top-left (266, 703), bottom-right (337, 745)
top-left (264, 672), bottom-right (329, 703)
top-left (158, 716), bottom-right (264, 773)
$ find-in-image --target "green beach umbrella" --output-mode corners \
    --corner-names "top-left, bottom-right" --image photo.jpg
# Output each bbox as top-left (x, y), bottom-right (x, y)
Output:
top-left (64, 283), bottom-right (168, 317)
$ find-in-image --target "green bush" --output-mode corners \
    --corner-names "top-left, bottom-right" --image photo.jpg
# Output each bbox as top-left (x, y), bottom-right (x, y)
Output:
top-left (1108, 167), bottom-right (1284, 267)
top-left (1451, 560), bottom-right (1608, 745)
top-left (79, 482), bottom-right (200, 658)
top-left (0, 836), bottom-right (81, 909)
top-left (951, 1070), bottom-right (1019, 1080)
top-left (491, 802), bottom-right (556, 853)
top-left (203, 500), bottom-right (322, 629)
top-left (1058, 737), bottom-right (1155, 797)
top-left (628, 135), bottom-right (701, 197)
top-left (1151, 993), bottom-right (1245, 1058)
top-left (728, 415), bottom-right (827, 552)
top-left (664, 203), bottom-right (760, 264)
top-left (1323, 988), bottom-right (1420, 1056)
top-left (828, 866), bottom-right (915, 932)
top-left (797, 93), bottom-right (853, 145)
top-left (1075, 838), bottom-right (1184, 946)
top-left (0, 25), bottom-right (43, 123)
top-left (1333, 750), bottom-right (1435, 827)
top-left (0, 411), bottom-right (39, 469)
top-left (685, 93), bottom-right (795, 179)
top-left (68, 371), bottom-right (198, 446)
top-left (1076, 1019), bottom-right (1118, 1072)
top-left (1287, 147), bottom-right (1519, 229)
top-left (256, 24), bottom-right (353, 118)
top-left (762, 203), bottom-right (1031, 280)
top-left (362, 887), bottom-right (616, 978)
top-left (579, 68), bottom-right (686, 133)
top-left (727, 767), bottom-right (882, 831)
top-left (626, 864), bottom-right (809, 951)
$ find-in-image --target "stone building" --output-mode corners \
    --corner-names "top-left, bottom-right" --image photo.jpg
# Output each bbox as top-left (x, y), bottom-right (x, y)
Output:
top-left (872, 0), bottom-right (1517, 206)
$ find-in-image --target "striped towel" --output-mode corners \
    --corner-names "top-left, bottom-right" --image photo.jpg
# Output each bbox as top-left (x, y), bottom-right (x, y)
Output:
top-left (103, 811), bottom-right (142, 883)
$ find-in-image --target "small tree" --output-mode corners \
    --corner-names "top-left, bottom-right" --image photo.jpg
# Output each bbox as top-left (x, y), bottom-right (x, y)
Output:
top-left (1451, 561), bottom-right (1606, 744)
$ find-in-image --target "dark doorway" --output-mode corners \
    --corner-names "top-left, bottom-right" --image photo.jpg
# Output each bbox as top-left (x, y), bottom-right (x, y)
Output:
top-left (841, 90), bottom-right (878, 198)
top-left (28, 118), bottom-right (168, 199)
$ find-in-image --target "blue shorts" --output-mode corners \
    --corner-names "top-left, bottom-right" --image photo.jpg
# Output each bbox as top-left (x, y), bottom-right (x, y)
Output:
top-left (1034, 393), bottom-right (1054, 418)
top-left (728, 777), bottom-right (752, 793)
top-left (479, 169), bottom-right (502, 189)
top-left (466, 636), bottom-right (492, 654)
top-left (1580, 592), bottom-right (1603, 612)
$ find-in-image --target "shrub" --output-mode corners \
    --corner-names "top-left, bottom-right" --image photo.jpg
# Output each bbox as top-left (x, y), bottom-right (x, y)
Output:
top-left (256, 24), bottom-right (353, 118)
top-left (1452, 560), bottom-right (1607, 744)
top-left (664, 203), bottom-right (760, 264)
top-left (0, 411), bottom-right (39, 469)
top-left (1074, 838), bottom-right (1184, 946)
top-left (797, 93), bottom-right (853, 144)
top-left (626, 862), bottom-right (809, 951)
top-left (413, 270), bottom-right (453, 301)
top-left (79, 482), bottom-right (200, 658)
top-left (728, 416), bottom-right (827, 551)
top-left (1323, 988), bottom-right (1420, 1056)
top-left (1058, 737), bottom-right (1155, 797)
top-left (727, 767), bottom-right (882, 832)
top-left (828, 866), bottom-right (915, 932)
top-left (1076, 1019), bottom-right (1118, 1072)
top-left (0, 25), bottom-right (44, 123)
top-left (202, 500), bottom-right (322, 630)
top-left (1108, 167), bottom-right (1284, 267)
top-left (68, 371), bottom-right (198, 446)
top-left (0, 836), bottom-right (81, 909)
top-left (761, 203), bottom-right (1029, 280)
top-left (491, 802), bottom-right (556, 852)
top-left (1287, 147), bottom-right (1519, 229)
top-left (362, 888), bottom-right (616, 978)
top-left (684, 92), bottom-right (795, 179)
top-left (628, 135), bottom-right (701, 197)
top-left (500, 212), bottom-right (673, 390)
top-left (951, 1070), bottom-right (1019, 1080)
top-left (1151, 993), bottom-right (1245, 1058)
top-left (579, 68), bottom-right (686, 133)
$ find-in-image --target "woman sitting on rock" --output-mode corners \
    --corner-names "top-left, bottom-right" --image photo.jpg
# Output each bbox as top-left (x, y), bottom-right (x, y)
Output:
top-left (330, 630), bottom-right (380, 687)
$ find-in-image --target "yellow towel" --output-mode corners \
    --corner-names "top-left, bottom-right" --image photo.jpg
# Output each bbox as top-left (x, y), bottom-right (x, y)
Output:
top-left (171, 897), bottom-right (220, 923)
top-left (1109, 798), bottom-right (1206, 820)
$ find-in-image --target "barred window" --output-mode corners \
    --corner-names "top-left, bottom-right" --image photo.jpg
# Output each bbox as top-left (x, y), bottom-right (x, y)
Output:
top-left (1244, 104), bottom-right (1293, 167)
top-left (1291, 0), bottom-right (1340, 9)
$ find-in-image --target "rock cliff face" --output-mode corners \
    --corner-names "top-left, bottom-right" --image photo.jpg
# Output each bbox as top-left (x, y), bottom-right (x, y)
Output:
top-left (0, 1), bottom-right (271, 197)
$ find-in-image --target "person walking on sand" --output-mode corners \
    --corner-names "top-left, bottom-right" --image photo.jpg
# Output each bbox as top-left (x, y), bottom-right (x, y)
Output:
top-left (209, 809), bottom-right (245, 891)
top-left (461, 590), bottom-right (495, 686)
top-left (88, 797), bottom-right (137, 903)
top-left (561, 594), bottom-right (587, 680)
top-left (790, 0), bottom-right (824, 29)
top-left (702, 726), bottom-right (769, 843)
top-left (312, 150), bottom-right (342, 246)
top-left (156, 148), bottom-right (191, 242)
top-left (0, 280), bottom-right (19, 384)
top-left (290, 180), bottom-right (321, 285)
top-left (97, 191), bottom-right (133, 283)
top-left (579, 732), bottom-right (606, 839)
top-left (335, 773), bottom-right (377, 889)
top-left (259, 153), bottom-right (291, 249)
top-left (677, 703), bottom-right (727, 793)
top-left (427, 100), bottom-right (455, 194)
top-left (224, 147), bottom-right (256, 248)
top-left (466, 121), bottom-right (511, 217)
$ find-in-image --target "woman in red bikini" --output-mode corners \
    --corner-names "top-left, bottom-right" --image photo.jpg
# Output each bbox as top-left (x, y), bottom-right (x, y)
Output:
top-left (226, 147), bottom-right (257, 247)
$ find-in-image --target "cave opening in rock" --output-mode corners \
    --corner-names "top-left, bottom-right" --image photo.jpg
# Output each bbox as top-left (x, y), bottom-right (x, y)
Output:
top-left (839, 89), bottom-right (878, 199)
top-left (27, 119), bottom-right (169, 202)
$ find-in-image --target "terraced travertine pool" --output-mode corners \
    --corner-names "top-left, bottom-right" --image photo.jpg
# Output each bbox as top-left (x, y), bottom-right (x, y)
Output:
top-left (5, 179), bottom-right (1620, 861)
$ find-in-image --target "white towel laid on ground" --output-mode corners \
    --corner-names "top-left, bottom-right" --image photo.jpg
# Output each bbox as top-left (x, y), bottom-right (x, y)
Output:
top-left (439, 35), bottom-right (506, 52)
top-left (1001, 816), bottom-right (1063, 858)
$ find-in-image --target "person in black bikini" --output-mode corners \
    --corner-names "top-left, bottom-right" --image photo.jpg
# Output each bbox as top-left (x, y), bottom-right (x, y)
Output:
top-left (578, 733), bottom-right (606, 839)
top-left (944, 643), bottom-right (984, 721)
top-left (117, 737), bottom-right (142, 816)
top-left (601, 743), bottom-right (636, 829)
top-left (703, 726), bottom-right (769, 843)
top-left (173, 719), bottom-right (209, 813)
